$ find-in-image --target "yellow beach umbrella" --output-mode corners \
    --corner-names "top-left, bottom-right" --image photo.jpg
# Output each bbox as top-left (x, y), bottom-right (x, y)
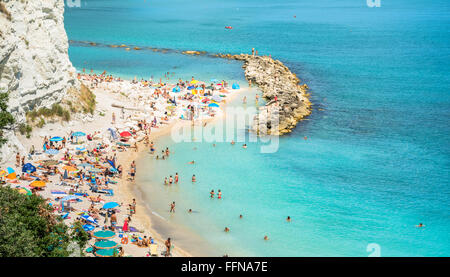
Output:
top-left (190, 80), bottom-right (199, 84)
top-left (0, 170), bottom-right (7, 177)
top-left (62, 165), bottom-right (78, 172)
top-left (30, 180), bottom-right (46, 188)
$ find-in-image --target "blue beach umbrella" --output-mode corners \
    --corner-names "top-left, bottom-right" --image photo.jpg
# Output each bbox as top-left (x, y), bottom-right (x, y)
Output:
top-left (22, 163), bottom-right (36, 173)
top-left (72, 132), bottom-right (86, 137)
top-left (46, 149), bottom-right (59, 155)
top-left (102, 202), bottom-right (119, 209)
top-left (61, 195), bottom-right (78, 202)
top-left (50, 136), bottom-right (64, 142)
top-left (81, 214), bottom-right (97, 224)
top-left (208, 103), bottom-right (220, 108)
top-left (76, 146), bottom-right (87, 152)
top-left (187, 86), bottom-right (195, 90)
top-left (83, 224), bottom-right (95, 232)
top-left (172, 86), bottom-right (180, 92)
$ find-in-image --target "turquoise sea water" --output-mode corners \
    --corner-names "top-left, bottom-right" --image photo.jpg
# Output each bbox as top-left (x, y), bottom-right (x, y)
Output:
top-left (65, 0), bottom-right (450, 256)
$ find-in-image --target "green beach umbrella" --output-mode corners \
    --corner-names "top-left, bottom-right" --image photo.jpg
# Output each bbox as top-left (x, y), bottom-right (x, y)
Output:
top-left (94, 248), bottom-right (119, 257)
top-left (94, 240), bottom-right (118, 250)
top-left (93, 230), bottom-right (115, 240)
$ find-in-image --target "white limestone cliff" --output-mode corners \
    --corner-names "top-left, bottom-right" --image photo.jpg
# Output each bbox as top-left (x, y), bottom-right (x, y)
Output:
top-left (0, 0), bottom-right (79, 164)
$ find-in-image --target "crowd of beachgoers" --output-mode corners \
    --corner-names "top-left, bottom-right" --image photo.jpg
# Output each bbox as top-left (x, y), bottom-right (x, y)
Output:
top-left (0, 70), bottom-right (242, 257)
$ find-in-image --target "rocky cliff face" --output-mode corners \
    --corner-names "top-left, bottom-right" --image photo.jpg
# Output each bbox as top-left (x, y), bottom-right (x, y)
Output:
top-left (0, 0), bottom-right (79, 163)
top-left (218, 54), bottom-right (312, 135)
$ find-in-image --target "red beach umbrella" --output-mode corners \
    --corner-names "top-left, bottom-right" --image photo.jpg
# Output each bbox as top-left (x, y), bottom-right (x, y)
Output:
top-left (120, 131), bottom-right (132, 137)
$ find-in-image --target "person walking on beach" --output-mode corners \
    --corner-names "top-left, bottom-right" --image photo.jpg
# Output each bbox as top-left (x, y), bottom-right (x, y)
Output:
top-left (170, 201), bottom-right (176, 213)
top-left (164, 238), bottom-right (172, 257)
top-left (112, 112), bottom-right (116, 124)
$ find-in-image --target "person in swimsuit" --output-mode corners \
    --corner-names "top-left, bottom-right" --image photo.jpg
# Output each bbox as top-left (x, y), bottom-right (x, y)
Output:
top-left (218, 190), bottom-right (222, 199)
top-left (192, 175), bottom-right (196, 182)
top-left (224, 227), bottom-right (230, 232)
top-left (169, 176), bottom-right (173, 184)
top-left (164, 177), bottom-right (168, 185)
top-left (169, 201), bottom-right (176, 213)
top-left (264, 235), bottom-right (269, 241)
top-left (210, 189), bottom-right (215, 198)
top-left (287, 216), bottom-right (291, 222)
top-left (175, 173), bottom-right (179, 183)
top-left (243, 144), bottom-right (247, 149)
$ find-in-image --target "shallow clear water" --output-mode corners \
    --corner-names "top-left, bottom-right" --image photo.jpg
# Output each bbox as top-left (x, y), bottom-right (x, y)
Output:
top-left (65, 0), bottom-right (450, 256)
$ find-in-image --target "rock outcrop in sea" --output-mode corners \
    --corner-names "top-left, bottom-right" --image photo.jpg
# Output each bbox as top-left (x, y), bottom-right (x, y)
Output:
top-left (217, 54), bottom-right (312, 135)
top-left (0, 0), bottom-right (80, 163)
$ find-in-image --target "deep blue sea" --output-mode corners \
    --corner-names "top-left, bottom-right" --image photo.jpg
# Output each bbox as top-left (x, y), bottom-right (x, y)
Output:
top-left (64, 0), bottom-right (450, 256)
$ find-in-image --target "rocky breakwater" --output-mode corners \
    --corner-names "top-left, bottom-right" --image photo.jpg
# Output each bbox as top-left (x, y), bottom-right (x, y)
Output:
top-left (0, 0), bottom-right (80, 163)
top-left (217, 54), bottom-right (311, 135)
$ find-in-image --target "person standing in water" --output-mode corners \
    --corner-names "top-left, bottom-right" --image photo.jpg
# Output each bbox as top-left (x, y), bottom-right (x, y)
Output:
top-left (218, 190), bottom-right (222, 199)
top-left (192, 175), bottom-right (196, 182)
top-left (210, 189), bottom-right (215, 198)
top-left (175, 173), bottom-right (179, 183)
top-left (169, 201), bottom-right (176, 213)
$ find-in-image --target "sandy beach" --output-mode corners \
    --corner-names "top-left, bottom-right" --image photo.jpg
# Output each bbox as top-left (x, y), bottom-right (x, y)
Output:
top-left (1, 74), bottom-right (243, 257)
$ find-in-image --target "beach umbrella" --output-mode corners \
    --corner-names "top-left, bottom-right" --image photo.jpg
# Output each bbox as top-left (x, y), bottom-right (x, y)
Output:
top-left (62, 165), bottom-right (78, 172)
top-left (172, 86), bottom-right (181, 92)
top-left (81, 214), bottom-right (97, 224)
top-left (82, 224), bottom-right (95, 232)
top-left (208, 103), bottom-right (220, 108)
top-left (211, 95), bottom-right (222, 102)
top-left (190, 80), bottom-right (199, 84)
top-left (76, 146), bottom-right (87, 152)
top-left (102, 202), bottom-right (119, 209)
top-left (119, 131), bottom-right (132, 137)
top-left (18, 187), bottom-right (32, 196)
top-left (30, 180), bottom-right (46, 188)
top-left (61, 195), bottom-right (78, 202)
top-left (50, 136), bottom-right (64, 142)
top-left (22, 163), bottom-right (36, 173)
top-left (72, 132), bottom-right (86, 137)
top-left (46, 149), bottom-right (59, 155)
top-left (94, 240), bottom-right (118, 250)
top-left (94, 248), bottom-right (119, 257)
top-left (93, 230), bottom-right (115, 240)
top-left (187, 86), bottom-right (195, 90)
top-left (5, 167), bottom-right (17, 180)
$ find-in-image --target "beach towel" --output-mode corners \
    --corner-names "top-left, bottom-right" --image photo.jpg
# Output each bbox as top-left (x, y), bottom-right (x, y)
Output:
top-left (51, 190), bottom-right (67, 194)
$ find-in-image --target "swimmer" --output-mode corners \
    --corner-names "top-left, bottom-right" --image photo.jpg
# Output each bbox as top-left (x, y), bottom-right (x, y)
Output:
top-left (192, 175), bottom-right (196, 182)
top-left (287, 216), bottom-right (291, 222)
top-left (188, 160), bottom-right (195, 164)
top-left (156, 155), bottom-right (159, 160)
top-left (231, 140), bottom-right (235, 145)
top-left (243, 96), bottom-right (247, 104)
top-left (243, 144), bottom-right (247, 149)
top-left (239, 214), bottom-right (243, 219)
top-left (164, 177), bottom-right (168, 185)
top-left (175, 173), bottom-right (179, 183)
top-left (218, 190), bottom-right (222, 199)
top-left (416, 223), bottom-right (425, 228)
top-left (169, 176), bottom-right (173, 184)
top-left (188, 209), bottom-right (192, 213)
top-left (212, 143), bottom-right (216, 147)
top-left (304, 136), bottom-right (307, 140)
top-left (264, 235), bottom-right (269, 241)
top-left (210, 189), bottom-right (215, 198)
top-left (224, 227), bottom-right (230, 232)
